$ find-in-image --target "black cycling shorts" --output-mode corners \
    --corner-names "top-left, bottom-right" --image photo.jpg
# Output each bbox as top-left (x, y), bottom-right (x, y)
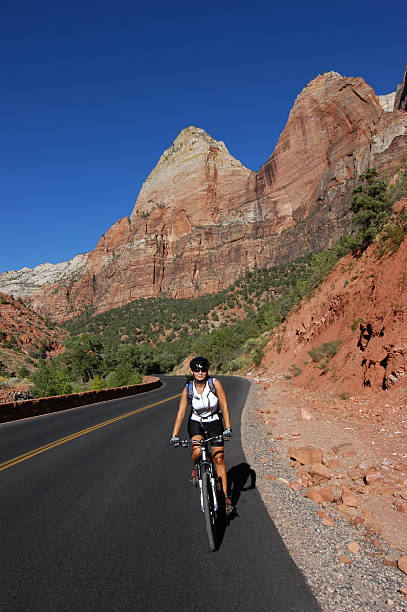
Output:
top-left (187, 415), bottom-right (224, 447)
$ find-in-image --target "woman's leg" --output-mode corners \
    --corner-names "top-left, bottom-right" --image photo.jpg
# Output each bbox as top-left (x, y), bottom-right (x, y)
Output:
top-left (212, 446), bottom-right (227, 496)
top-left (191, 435), bottom-right (204, 465)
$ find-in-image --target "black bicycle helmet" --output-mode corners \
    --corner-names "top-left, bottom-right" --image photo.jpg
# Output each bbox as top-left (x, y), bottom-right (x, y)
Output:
top-left (189, 356), bottom-right (210, 372)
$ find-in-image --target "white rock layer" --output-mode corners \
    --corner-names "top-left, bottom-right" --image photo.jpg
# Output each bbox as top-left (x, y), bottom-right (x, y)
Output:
top-left (0, 253), bottom-right (88, 297)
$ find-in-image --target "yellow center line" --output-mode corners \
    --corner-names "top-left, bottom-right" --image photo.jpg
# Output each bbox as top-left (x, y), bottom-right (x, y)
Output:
top-left (0, 393), bottom-right (181, 473)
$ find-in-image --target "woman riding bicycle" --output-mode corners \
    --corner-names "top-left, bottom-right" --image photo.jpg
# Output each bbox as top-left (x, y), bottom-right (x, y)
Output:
top-left (170, 356), bottom-right (233, 514)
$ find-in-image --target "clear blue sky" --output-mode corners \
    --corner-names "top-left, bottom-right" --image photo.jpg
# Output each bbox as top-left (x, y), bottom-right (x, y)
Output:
top-left (1, 0), bottom-right (406, 273)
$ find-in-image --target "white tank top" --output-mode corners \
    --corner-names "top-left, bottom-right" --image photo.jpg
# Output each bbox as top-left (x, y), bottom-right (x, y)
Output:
top-left (190, 379), bottom-right (219, 422)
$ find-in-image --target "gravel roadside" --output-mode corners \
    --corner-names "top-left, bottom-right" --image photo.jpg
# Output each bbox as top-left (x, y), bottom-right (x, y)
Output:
top-left (241, 381), bottom-right (407, 611)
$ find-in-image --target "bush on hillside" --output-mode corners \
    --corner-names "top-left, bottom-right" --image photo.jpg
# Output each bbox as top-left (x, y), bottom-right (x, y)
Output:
top-left (31, 362), bottom-right (72, 398)
top-left (351, 168), bottom-right (392, 250)
top-left (308, 340), bottom-right (342, 363)
top-left (92, 375), bottom-right (105, 390)
top-left (379, 206), bottom-right (407, 253)
top-left (349, 162), bottom-right (407, 255)
top-left (104, 364), bottom-right (142, 388)
top-left (18, 366), bottom-right (30, 379)
top-left (56, 334), bottom-right (104, 382)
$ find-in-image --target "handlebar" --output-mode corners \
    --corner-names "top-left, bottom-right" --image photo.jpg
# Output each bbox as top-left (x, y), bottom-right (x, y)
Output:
top-left (178, 436), bottom-right (227, 447)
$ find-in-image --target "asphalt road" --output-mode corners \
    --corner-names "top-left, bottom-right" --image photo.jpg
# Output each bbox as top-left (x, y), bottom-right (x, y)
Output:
top-left (0, 376), bottom-right (320, 611)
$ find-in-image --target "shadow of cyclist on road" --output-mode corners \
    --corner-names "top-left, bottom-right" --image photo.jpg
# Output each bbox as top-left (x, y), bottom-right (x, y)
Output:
top-left (214, 462), bottom-right (256, 550)
top-left (228, 462), bottom-right (256, 508)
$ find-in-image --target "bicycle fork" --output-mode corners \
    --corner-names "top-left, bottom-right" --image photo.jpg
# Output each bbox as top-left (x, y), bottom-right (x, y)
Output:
top-left (198, 460), bottom-right (219, 513)
top-left (210, 473), bottom-right (219, 512)
top-left (198, 474), bottom-right (205, 513)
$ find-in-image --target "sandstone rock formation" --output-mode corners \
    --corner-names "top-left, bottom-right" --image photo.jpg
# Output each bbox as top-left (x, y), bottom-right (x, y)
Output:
top-left (0, 254), bottom-right (88, 300)
top-left (395, 63), bottom-right (407, 111)
top-left (1, 71), bottom-right (407, 321)
top-left (0, 292), bottom-right (66, 374)
top-left (377, 92), bottom-right (396, 113)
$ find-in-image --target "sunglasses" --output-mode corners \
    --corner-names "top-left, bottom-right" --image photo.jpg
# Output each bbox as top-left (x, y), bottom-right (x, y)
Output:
top-left (192, 366), bottom-right (207, 373)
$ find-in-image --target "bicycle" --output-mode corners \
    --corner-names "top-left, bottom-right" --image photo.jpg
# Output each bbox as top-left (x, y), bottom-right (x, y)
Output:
top-left (177, 435), bottom-right (228, 551)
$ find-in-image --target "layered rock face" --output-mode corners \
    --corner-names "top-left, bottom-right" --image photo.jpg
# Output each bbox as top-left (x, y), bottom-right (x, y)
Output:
top-left (0, 292), bottom-right (66, 362)
top-left (395, 63), bottom-right (407, 111)
top-left (1, 72), bottom-right (407, 321)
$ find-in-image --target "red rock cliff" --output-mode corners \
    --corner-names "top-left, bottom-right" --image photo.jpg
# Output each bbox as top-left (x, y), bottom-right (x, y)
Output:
top-left (1, 72), bottom-right (406, 321)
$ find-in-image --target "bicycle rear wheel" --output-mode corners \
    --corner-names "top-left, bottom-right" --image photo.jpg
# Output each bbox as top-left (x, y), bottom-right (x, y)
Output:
top-left (201, 465), bottom-right (217, 551)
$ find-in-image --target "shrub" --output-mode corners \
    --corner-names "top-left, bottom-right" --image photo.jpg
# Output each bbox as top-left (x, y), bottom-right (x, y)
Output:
top-left (92, 375), bottom-right (105, 390)
top-left (318, 359), bottom-right (330, 374)
top-left (3, 335), bottom-right (17, 349)
top-left (288, 363), bottom-right (302, 377)
top-left (18, 366), bottom-right (30, 379)
top-left (308, 346), bottom-right (325, 363)
top-left (226, 356), bottom-right (249, 372)
top-left (251, 345), bottom-right (263, 366)
top-left (350, 318), bottom-right (365, 332)
top-left (31, 362), bottom-right (72, 398)
top-left (308, 340), bottom-right (342, 363)
top-left (379, 206), bottom-right (407, 254)
top-left (323, 340), bottom-right (343, 359)
top-left (104, 364), bottom-right (142, 388)
top-left (388, 158), bottom-right (407, 204)
top-left (243, 338), bottom-right (259, 354)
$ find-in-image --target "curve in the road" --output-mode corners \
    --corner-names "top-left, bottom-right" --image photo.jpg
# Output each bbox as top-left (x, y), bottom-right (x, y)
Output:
top-left (0, 376), bottom-right (321, 611)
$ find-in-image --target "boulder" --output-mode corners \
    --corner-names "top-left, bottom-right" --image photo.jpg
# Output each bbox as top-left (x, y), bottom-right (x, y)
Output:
top-left (341, 490), bottom-right (358, 507)
top-left (309, 463), bottom-right (331, 479)
top-left (398, 555), bottom-right (407, 575)
top-left (319, 486), bottom-right (336, 503)
top-left (288, 446), bottom-right (324, 465)
top-left (306, 488), bottom-right (323, 504)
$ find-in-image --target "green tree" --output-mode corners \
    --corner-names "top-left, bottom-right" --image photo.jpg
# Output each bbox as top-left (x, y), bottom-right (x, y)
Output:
top-left (351, 168), bottom-right (392, 249)
top-left (58, 334), bottom-right (104, 382)
top-left (18, 366), bottom-right (30, 379)
top-left (105, 363), bottom-right (142, 387)
top-left (31, 362), bottom-right (72, 398)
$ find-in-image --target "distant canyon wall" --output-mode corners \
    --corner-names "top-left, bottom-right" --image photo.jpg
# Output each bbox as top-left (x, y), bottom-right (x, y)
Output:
top-left (1, 70), bottom-right (407, 322)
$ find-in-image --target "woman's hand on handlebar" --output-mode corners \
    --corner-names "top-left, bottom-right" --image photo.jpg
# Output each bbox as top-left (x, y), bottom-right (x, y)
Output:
top-left (170, 435), bottom-right (180, 446)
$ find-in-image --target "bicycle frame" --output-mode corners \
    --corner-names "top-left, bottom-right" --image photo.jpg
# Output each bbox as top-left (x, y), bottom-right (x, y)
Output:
top-left (177, 435), bottom-right (229, 551)
top-left (180, 435), bottom-right (223, 514)
top-left (197, 441), bottom-right (219, 513)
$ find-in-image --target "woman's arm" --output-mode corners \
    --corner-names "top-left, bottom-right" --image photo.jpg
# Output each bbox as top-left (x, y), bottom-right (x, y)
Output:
top-left (213, 379), bottom-right (231, 429)
top-left (171, 388), bottom-right (188, 436)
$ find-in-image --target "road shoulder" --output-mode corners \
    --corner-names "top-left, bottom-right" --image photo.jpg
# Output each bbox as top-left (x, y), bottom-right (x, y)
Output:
top-left (241, 379), bottom-right (407, 611)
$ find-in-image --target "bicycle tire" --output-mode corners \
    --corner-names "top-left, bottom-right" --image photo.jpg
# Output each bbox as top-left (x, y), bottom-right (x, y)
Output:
top-left (201, 465), bottom-right (217, 551)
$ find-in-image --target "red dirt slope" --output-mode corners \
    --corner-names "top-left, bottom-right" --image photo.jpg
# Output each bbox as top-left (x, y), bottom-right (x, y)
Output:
top-left (0, 293), bottom-right (66, 374)
top-left (263, 201), bottom-right (407, 398)
top-left (254, 205), bottom-right (407, 555)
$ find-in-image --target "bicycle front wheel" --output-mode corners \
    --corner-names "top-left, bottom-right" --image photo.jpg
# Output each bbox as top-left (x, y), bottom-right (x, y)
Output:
top-left (201, 465), bottom-right (217, 551)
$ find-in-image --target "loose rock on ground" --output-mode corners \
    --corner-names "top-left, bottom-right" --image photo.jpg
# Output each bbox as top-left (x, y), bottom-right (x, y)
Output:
top-left (242, 379), bottom-right (407, 611)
